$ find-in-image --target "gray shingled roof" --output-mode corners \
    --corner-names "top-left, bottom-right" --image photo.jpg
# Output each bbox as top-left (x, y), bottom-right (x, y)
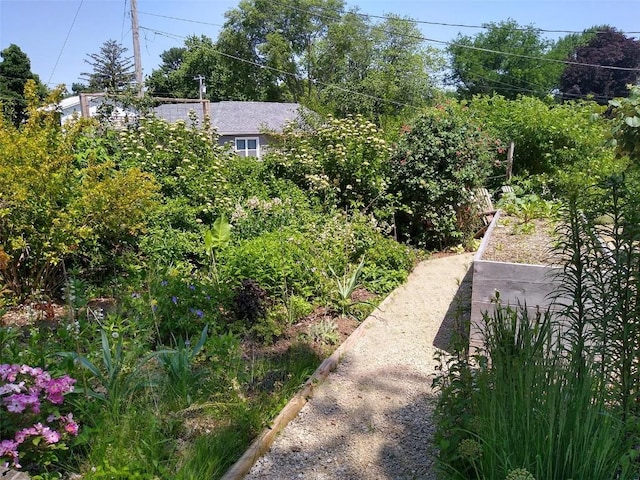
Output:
top-left (154, 103), bottom-right (206, 125)
top-left (210, 101), bottom-right (301, 135)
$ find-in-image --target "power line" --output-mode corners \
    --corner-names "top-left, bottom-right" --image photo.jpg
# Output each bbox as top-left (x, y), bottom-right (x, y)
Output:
top-left (139, 26), bottom-right (422, 110)
top-left (138, 11), bottom-right (224, 28)
top-left (273, 0), bottom-right (640, 35)
top-left (120, 0), bottom-right (128, 43)
top-left (143, 4), bottom-right (640, 73)
top-left (48, 0), bottom-right (84, 85)
top-left (272, 0), bottom-right (640, 72)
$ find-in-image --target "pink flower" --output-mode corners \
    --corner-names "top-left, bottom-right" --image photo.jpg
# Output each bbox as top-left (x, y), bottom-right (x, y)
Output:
top-left (41, 427), bottom-right (60, 444)
top-left (0, 381), bottom-right (24, 395)
top-left (0, 364), bottom-right (19, 382)
top-left (64, 420), bottom-right (79, 436)
top-left (3, 393), bottom-right (40, 414)
top-left (44, 376), bottom-right (75, 404)
top-left (0, 439), bottom-right (20, 468)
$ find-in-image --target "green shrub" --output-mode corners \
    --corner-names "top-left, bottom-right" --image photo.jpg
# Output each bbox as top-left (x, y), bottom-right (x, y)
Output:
top-left (609, 85), bottom-right (640, 163)
top-left (0, 84), bottom-right (157, 299)
top-left (221, 229), bottom-right (324, 299)
top-left (389, 105), bottom-right (496, 249)
top-left (469, 94), bottom-right (612, 175)
top-left (115, 114), bottom-right (234, 224)
top-left (130, 265), bottom-right (232, 342)
top-left (264, 114), bottom-right (393, 213)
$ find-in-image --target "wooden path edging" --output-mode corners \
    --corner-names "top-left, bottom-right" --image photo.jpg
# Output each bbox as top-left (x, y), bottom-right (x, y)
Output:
top-left (220, 287), bottom-right (400, 480)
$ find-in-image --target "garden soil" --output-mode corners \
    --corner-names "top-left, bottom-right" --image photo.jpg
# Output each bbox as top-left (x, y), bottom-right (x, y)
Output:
top-left (245, 253), bottom-right (474, 480)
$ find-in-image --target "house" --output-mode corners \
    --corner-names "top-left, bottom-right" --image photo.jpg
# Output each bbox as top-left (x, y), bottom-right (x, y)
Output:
top-left (57, 94), bottom-right (137, 124)
top-left (209, 101), bottom-right (302, 158)
top-left (56, 96), bottom-right (303, 158)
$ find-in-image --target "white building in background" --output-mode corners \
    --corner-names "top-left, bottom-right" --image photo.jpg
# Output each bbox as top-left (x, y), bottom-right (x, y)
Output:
top-left (58, 94), bottom-right (137, 124)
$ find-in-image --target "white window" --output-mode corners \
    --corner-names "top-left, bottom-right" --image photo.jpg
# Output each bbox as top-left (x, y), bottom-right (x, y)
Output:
top-left (235, 137), bottom-right (260, 157)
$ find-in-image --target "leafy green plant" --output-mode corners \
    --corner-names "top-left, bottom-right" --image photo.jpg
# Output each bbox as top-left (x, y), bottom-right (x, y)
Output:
top-left (204, 215), bottom-right (231, 285)
top-left (388, 104), bottom-right (497, 249)
top-left (306, 319), bottom-right (340, 346)
top-left (158, 325), bottom-right (209, 407)
top-left (0, 83), bottom-right (156, 299)
top-left (434, 304), bottom-right (633, 480)
top-left (265, 114), bottom-right (393, 213)
top-left (222, 228), bottom-right (322, 299)
top-left (329, 256), bottom-right (365, 316)
top-left (468, 94), bottom-right (612, 176)
top-left (60, 329), bottom-right (168, 417)
top-left (609, 85), bottom-right (640, 163)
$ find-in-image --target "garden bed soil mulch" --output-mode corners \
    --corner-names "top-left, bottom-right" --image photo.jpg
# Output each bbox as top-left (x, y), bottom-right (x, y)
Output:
top-left (480, 214), bottom-right (563, 265)
top-left (245, 287), bottom-right (376, 360)
top-left (0, 291), bottom-right (375, 362)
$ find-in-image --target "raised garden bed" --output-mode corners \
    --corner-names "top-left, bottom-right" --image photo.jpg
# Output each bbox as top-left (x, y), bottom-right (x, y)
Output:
top-left (470, 210), bottom-right (568, 352)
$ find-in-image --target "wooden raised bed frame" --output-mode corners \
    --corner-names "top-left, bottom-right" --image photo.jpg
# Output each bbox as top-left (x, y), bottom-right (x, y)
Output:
top-left (469, 210), bottom-right (567, 353)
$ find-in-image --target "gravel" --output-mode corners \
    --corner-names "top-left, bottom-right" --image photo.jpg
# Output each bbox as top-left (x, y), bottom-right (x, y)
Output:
top-left (244, 253), bottom-right (474, 480)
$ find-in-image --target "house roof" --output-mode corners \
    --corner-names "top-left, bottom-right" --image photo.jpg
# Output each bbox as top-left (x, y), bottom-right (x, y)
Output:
top-left (154, 102), bottom-right (206, 125)
top-left (210, 101), bottom-right (301, 136)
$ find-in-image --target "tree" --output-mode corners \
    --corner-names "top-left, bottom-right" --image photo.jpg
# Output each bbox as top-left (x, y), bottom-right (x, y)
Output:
top-left (560, 27), bottom-right (640, 104)
top-left (0, 44), bottom-right (46, 125)
top-left (145, 47), bottom-right (187, 97)
top-left (215, 0), bottom-right (345, 102)
top-left (314, 13), bottom-right (442, 119)
top-left (81, 39), bottom-right (135, 91)
top-left (146, 2), bottom-right (442, 120)
top-left (448, 20), bottom-right (562, 99)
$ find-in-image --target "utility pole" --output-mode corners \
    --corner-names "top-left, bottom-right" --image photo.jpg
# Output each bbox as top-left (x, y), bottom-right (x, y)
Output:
top-left (194, 75), bottom-right (206, 100)
top-left (130, 0), bottom-right (143, 96)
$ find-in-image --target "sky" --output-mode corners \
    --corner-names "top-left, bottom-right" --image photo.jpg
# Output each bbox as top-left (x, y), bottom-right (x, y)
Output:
top-left (1, 0), bottom-right (639, 92)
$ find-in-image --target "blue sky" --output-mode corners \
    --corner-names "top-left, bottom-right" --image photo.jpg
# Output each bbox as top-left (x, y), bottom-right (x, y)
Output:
top-left (1, 0), bottom-right (639, 91)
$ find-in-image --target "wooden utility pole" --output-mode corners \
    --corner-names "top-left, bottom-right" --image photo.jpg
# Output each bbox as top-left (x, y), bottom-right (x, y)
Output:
top-left (194, 75), bottom-right (205, 100)
top-left (130, 0), bottom-right (143, 95)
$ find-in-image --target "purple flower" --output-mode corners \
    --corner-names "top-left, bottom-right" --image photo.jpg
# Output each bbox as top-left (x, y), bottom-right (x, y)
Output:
top-left (131, 292), bottom-right (141, 298)
top-left (189, 285), bottom-right (196, 291)
top-left (172, 296), bottom-right (178, 305)
top-left (44, 376), bottom-right (75, 404)
top-left (0, 364), bottom-right (19, 382)
top-left (0, 439), bottom-right (19, 468)
top-left (195, 309), bottom-right (204, 318)
top-left (0, 381), bottom-right (24, 395)
top-left (4, 393), bottom-right (40, 414)
top-left (41, 427), bottom-right (60, 444)
top-left (161, 280), bottom-right (168, 287)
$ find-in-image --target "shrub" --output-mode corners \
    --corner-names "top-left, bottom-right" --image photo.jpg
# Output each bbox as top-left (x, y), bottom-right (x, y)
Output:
top-left (264, 114), bottom-right (393, 213)
top-left (469, 94), bottom-right (612, 175)
top-left (130, 265), bottom-right (232, 343)
top-left (389, 105), bottom-right (496, 249)
top-left (609, 85), bottom-right (640, 163)
top-left (0, 83), bottom-right (157, 299)
top-left (115, 115), bottom-right (234, 224)
top-left (222, 229), bottom-right (323, 299)
top-left (232, 279), bottom-right (269, 326)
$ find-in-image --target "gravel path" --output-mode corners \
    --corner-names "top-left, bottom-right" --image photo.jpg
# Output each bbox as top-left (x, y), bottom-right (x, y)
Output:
top-left (245, 253), bottom-right (474, 480)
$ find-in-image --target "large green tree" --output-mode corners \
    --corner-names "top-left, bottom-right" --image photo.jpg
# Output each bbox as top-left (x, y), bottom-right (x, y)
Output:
top-left (81, 39), bottom-right (135, 91)
top-left (215, 0), bottom-right (345, 102)
top-left (0, 44), bottom-right (46, 125)
top-left (560, 27), bottom-right (640, 103)
top-left (147, 1), bottom-right (441, 120)
top-left (313, 13), bottom-right (441, 119)
top-left (145, 47), bottom-right (187, 97)
top-left (448, 20), bottom-right (564, 99)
